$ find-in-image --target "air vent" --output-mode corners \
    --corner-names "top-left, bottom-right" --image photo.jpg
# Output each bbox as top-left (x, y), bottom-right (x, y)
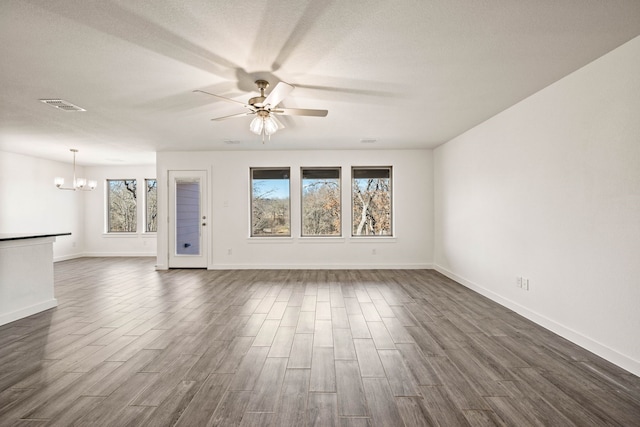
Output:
top-left (39, 99), bottom-right (86, 112)
top-left (223, 140), bottom-right (241, 145)
top-left (360, 138), bottom-right (377, 144)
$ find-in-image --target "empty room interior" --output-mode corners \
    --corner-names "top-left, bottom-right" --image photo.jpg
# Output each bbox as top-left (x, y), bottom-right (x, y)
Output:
top-left (1, 1), bottom-right (639, 426)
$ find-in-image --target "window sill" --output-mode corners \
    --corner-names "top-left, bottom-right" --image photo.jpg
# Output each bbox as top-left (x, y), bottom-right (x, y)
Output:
top-left (102, 233), bottom-right (139, 238)
top-left (247, 237), bottom-right (294, 243)
top-left (349, 236), bottom-right (397, 243)
top-left (298, 237), bottom-right (345, 243)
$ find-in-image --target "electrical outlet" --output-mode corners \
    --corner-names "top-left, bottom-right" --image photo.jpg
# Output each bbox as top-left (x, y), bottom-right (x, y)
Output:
top-left (227, 248), bottom-right (232, 255)
top-left (516, 276), bottom-right (522, 288)
top-left (372, 248), bottom-right (377, 255)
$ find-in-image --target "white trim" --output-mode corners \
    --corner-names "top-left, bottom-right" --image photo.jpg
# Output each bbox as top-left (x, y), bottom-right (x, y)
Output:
top-left (209, 263), bottom-right (432, 270)
top-left (434, 264), bottom-right (640, 377)
top-left (298, 237), bottom-right (346, 243)
top-left (54, 253), bottom-right (85, 262)
top-left (83, 252), bottom-right (156, 257)
top-left (247, 237), bottom-right (295, 243)
top-left (0, 299), bottom-right (58, 327)
top-left (349, 237), bottom-right (397, 243)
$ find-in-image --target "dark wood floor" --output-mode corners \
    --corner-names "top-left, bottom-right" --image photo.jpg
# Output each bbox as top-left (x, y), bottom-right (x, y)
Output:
top-left (0, 258), bottom-right (639, 426)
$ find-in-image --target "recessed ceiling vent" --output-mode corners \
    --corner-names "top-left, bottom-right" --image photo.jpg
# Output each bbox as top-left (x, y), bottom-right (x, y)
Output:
top-left (39, 99), bottom-right (86, 112)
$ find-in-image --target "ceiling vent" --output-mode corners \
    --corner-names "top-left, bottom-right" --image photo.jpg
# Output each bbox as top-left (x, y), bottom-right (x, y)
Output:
top-left (39, 99), bottom-right (86, 112)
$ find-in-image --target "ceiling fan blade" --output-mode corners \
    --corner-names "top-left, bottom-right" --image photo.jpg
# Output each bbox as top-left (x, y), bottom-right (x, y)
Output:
top-left (264, 82), bottom-right (294, 108)
top-left (273, 108), bottom-right (328, 117)
top-left (211, 112), bottom-right (252, 121)
top-left (194, 89), bottom-right (247, 106)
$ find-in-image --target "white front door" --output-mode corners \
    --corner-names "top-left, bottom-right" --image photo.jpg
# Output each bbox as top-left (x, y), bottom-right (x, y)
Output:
top-left (168, 170), bottom-right (208, 268)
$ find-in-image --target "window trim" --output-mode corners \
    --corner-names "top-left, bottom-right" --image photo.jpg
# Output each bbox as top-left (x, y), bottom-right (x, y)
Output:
top-left (250, 167), bottom-right (292, 238)
top-left (351, 166), bottom-right (393, 237)
top-left (300, 166), bottom-right (342, 238)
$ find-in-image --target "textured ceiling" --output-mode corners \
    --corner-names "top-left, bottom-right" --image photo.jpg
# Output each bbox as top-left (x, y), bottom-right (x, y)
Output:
top-left (1, 0), bottom-right (639, 165)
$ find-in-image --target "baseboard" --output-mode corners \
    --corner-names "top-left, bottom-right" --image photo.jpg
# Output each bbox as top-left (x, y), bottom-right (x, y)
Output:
top-left (54, 253), bottom-right (85, 262)
top-left (82, 252), bottom-right (157, 257)
top-left (0, 299), bottom-right (58, 327)
top-left (55, 252), bottom-right (156, 261)
top-left (434, 264), bottom-right (640, 377)
top-left (208, 263), bottom-right (433, 270)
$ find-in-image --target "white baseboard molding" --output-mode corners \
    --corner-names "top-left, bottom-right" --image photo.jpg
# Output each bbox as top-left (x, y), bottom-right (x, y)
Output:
top-left (82, 252), bottom-right (157, 257)
top-left (434, 264), bottom-right (640, 377)
top-left (208, 263), bottom-right (433, 270)
top-left (55, 252), bottom-right (157, 261)
top-left (0, 299), bottom-right (58, 327)
top-left (54, 253), bottom-right (85, 262)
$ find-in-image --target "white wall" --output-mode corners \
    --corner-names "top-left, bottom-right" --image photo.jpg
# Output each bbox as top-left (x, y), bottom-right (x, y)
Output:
top-left (0, 150), bottom-right (84, 260)
top-left (434, 36), bottom-right (640, 375)
top-left (83, 164), bottom-right (157, 257)
top-left (0, 152), bottom-right (157, 259)
top-left (157, 149), bottom-right (433, 270)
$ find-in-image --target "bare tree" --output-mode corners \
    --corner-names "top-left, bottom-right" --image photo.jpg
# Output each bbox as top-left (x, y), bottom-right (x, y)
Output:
top-left (302, 180), bottom-right (340, 235)
top-left (252, 183), bottom-right (290, 235)
top-left (146, 179), bottom-right (157, 232)
top-left (353, 178), bottom-right (391, 235)
top-left (108, 179), bottom-right (137, 232)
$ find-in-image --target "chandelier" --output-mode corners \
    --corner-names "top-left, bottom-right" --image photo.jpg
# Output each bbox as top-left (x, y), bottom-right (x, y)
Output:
top-left (54, 149), bottom-right (96, 191)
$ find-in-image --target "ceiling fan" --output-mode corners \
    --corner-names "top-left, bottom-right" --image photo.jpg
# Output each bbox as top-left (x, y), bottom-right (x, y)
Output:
top-left (195, 80), bottom-right (328, 142)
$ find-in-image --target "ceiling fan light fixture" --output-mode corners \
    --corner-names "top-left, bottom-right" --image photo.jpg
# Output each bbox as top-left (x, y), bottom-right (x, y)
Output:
top-left (200, 80), bottom-right (327, 143)
top-left (249, 116), bottom-right (263, 135)
top-left (263, 115), bottom-right (278, 136)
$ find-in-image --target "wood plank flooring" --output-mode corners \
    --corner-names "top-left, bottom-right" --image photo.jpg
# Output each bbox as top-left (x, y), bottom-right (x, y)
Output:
top-left (1, 257), bottom-right (639, 426)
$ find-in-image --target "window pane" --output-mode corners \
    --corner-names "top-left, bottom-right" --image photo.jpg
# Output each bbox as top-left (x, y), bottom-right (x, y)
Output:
top-left (108, 179), bottom-right (137, 232)
top-left (352, 167), bottom-right (392, 236)
top-left (175, 180), bottom-right (200, 254)
top-left (251, 168), bottom-right (290, 236)
top-left (145, 179), bottom-right (157, 232)
top-left (302, 167), bottom-right (341, 236)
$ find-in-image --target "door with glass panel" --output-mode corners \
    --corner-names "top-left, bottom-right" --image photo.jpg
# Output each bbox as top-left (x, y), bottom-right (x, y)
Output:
top-left (168, 170), bottom-right (208, 268)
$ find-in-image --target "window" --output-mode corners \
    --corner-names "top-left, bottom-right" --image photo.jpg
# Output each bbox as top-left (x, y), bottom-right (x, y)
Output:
top-left (145, 179), bottom-right (157, 232)
top-left (352, 167), bottom-right (392, 236)
top-left (301, 167), bottom-right (341, 236)
top-left (107, 179), bottom-right (137, 232)
top-left (251, 168), bottom-right (290, 236)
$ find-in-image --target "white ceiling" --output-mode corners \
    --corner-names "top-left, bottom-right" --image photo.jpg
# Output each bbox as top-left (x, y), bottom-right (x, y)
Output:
top-left (1, 1), bottom-right (639, 165)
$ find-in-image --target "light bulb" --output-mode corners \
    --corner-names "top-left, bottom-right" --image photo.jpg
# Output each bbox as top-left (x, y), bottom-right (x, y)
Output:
top-left (249, 116), bottom-right (264, 135)
top-left (264, 116), bottom-right (278, 135)
top-left (54, 177), bottom-right (64, 187)
top-left (76, 178), bottom-right (87, 188)
top-left (88, 180), bottom-right (97, 189)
